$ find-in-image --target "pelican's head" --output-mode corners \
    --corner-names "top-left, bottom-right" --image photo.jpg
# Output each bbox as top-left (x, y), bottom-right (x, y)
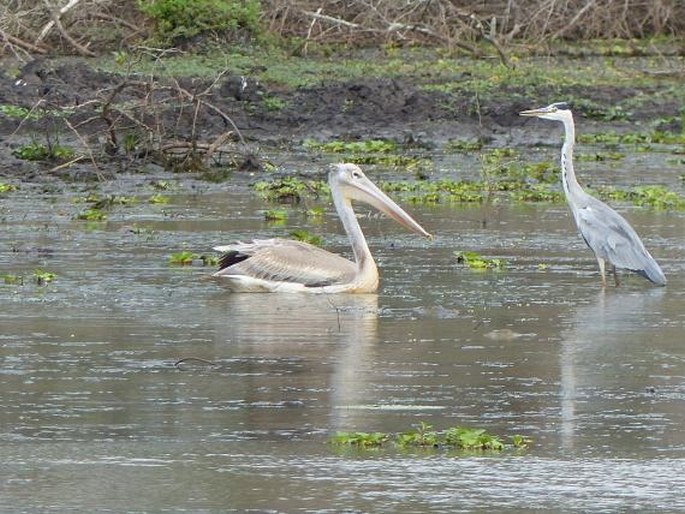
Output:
top-left (329, 163), bottom-right (432, 239)
top-left (520, 102), bottom-right (573, 122)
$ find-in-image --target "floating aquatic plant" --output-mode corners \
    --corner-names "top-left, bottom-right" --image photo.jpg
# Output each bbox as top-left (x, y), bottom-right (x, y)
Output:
top-left (76, 208), bottom-right (107, 221)
top-left (0, 182), bottom-right (18, 193)
top-left (455, 251), bottom-right (506, 271)
top-left (289, 229), bottom-right (322, 246)
top-left (2, 273), bottom-right (24, 285)
top-left (253, 177), bottom-right (328, 203)
top-left (168, 251), bottom-right (196, 266)
top-left (330, 421), bottom-right (529, 452)
top-left (32, 269), bottom-right (55, 285)
top-left (264, 208), bottom-right (288, 221)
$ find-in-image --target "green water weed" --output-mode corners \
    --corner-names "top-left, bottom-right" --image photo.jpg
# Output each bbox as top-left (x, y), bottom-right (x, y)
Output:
top-left (168, 251), bottom-right (196, 265)
top-left (32, 269), bottom-right (55, 285)
top-left (455, 251), bottom-right (506, 271)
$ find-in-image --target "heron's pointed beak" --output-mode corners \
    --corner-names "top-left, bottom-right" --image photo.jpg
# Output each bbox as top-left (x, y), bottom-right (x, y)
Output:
top-left (520, 106), bottom-right (550, 117)
top-left (348, 177), bottom-right (432, 240)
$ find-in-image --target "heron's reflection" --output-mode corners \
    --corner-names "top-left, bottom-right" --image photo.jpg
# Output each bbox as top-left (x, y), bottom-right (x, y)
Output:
top-left (209, 293), bottom-right (379, 430)
top-left (559, 287), bottom-right (666, 451)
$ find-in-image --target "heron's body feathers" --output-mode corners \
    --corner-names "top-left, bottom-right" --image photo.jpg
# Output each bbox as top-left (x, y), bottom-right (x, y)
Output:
top-left (573, 198), bottom-right (666, 285)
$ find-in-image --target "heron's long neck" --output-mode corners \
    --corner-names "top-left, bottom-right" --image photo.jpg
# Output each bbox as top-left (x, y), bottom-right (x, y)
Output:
top-left (333, 193), bottom-right (376, 274)
top-left (560, 116), bottom-right (584, 201)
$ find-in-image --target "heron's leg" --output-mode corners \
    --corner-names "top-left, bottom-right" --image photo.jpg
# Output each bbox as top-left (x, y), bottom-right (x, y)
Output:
top-left (597, 257), bottom-right (607, 287)
top-left (612, 265), bottom-right (620, 287)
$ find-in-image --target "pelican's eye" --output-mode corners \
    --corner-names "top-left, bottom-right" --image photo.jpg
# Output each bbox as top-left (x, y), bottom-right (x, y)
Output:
top-left (352, 171), bottom-right (362, 179)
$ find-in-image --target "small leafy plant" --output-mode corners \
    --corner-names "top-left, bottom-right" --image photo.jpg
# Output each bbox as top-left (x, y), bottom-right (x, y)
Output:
top-left (455, 251), bottom-right (506, 271)
top-left (0, 183), bottom-right (18, 193)
top-left (289, 230), bottom-right (322, 246)
top-left (2, 273), bottom-right (24, 285)
top-left (13, 141), bottom-right (75, 162)
top-left (168, 251), bottom-right (196, 265)
top-left (264, 208), bottom-right (288, 221)
top-left (76, 208), bottom-right (107, 221)
top-left (32, 269), bottom-right (56, 285)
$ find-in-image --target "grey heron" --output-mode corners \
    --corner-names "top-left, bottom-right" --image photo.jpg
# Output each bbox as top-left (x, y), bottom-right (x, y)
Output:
top-left (213, 163), bottom-right (432, 293)
top-left (520, 102), bottom-right (666, 287)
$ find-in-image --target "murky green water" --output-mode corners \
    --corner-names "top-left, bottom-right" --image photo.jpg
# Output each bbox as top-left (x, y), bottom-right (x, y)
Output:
top-left (1, 150), bottom-right (684, 512)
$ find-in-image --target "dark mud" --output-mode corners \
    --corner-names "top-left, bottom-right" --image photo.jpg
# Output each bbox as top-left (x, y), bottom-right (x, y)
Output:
top-left (0, 55), bottom-right (682, 185)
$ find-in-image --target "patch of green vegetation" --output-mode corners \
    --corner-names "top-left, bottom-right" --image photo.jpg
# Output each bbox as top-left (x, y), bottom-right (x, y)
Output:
top-left (12, 141), bottom-right (75, 162)
top-left (304, 206), bottom-right (324, 218)
top-left (510, 184), bottom-right (562, 203)
top-left (0, 183), bottom-right (18, 193)
top-left (2, 273), bottom-right (24, 285)
top-left (0, 104), bottom-right (74, 120)
top-left (593, 185), bottom-right (685, 210)
top-left (264, 208), bottom-right (288, 221)
top-left (200, 254), bottom-right (218, 266)
top-left (150, 179), bottom-right (177, 191)
top-left (455, 251), bottom-right (506, 271)
top-left (32, 269), bottom-right (55, 285)
top-left (253, 177), bottom-right (328, 203)
top-left (139, 0), bottom-right (262, 45)
top-left (74, 194), bottom-right (139, 221)
top-left (330, 431), bottom-right (389, 449)
top-left (149, 193), bottom-right (169, 204)
top-left (302, 138), bottom-right (427, 168)
top-left (575, 151), bottom-right (624, 162)
top-left (76, 208), bottom-right (107, 221)
top-left (331, 421), bottom-right (529, 452)
top-left (304, 139), bottom-right (397, 154)
top-left (1, 104), bottom-right (41, 120)
top-left (260, 94), bottom-right (289, 111)
top-left (129, 224), bottom-right (156, 236)
top-left (575, 100), bottom-right (631, 122)
top-left (578, 130), bottom-right (685, 146)
top-left (289, 230), bottom-right (322, 246)
top-left (382, 179), bottom-right (485, 204)
top-left (168, 251), bottom-right (196, 265)
top-left (444, 139), bottom-right (483, 153)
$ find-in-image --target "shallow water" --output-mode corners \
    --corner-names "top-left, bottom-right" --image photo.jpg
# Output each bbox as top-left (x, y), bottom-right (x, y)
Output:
top-left (1, 150), bottom-right (685, 512)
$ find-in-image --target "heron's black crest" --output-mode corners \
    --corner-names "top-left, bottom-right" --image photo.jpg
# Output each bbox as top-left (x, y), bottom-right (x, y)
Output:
top-left (552, 102), bottom-right (570, 111)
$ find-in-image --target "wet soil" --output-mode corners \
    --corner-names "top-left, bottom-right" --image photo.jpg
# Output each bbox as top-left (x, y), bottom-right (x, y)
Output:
top-left (0, 54), bottom-right (682, 185)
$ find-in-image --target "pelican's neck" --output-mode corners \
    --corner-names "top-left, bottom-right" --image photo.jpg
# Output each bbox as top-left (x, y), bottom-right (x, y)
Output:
top-left (332, 187), bottom-right (376, 276)
top-left (560, 115), bottom-right (584, 201)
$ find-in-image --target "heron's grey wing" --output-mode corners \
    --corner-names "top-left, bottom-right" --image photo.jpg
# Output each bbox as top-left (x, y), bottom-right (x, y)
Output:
top-left (575, 199), bottom-right (665, 283)
top-left (214, 239), bottom-right (357, 286)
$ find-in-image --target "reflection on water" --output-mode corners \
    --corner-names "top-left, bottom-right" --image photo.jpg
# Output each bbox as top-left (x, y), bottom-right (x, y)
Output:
top-left (1, 176), bottom-right (684, 512)
top-left (207, 292), bottom-right (380, 430)
top-left (559, 288), bottom-right (669, 453)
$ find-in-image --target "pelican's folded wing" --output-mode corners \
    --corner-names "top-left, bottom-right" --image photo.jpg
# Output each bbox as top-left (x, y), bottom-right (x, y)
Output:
top-left (213, 239), bottom-right (356, 286)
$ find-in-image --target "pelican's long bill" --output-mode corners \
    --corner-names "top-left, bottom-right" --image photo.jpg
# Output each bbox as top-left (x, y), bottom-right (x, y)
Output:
top-left (342, 172), bottom-right (432, 239)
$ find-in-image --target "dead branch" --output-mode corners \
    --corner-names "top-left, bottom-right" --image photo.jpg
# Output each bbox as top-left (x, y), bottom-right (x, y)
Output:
top-left (0, 29), bottom-right (48, 54)
top-left (42, 0), bottom-right (95, 56)
top-left (36, 0), bottom-right (82, 44)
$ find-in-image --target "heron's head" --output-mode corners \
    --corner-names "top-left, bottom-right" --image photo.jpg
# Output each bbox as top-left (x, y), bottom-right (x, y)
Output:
top-left (520, 102), bottom-right (572, 122)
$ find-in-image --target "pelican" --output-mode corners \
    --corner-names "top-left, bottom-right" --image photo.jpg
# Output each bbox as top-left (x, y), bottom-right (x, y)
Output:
top-left (213, 163), bottom-right (432, 293)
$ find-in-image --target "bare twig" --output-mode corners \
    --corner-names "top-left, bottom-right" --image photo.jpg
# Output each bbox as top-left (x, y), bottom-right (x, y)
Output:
top-left (36, 0), bottom-right (82, 44)
top-left (64, 118), bottom-right (103, 180)
top-left (42, 0), bottom-right (95, 56)
top-left (0, 29), bottom-right (48, 54)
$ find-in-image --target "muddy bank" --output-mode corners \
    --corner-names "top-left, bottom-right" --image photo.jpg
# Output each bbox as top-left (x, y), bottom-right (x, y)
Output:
top-left (0, 54), bottom-right (682, 186)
